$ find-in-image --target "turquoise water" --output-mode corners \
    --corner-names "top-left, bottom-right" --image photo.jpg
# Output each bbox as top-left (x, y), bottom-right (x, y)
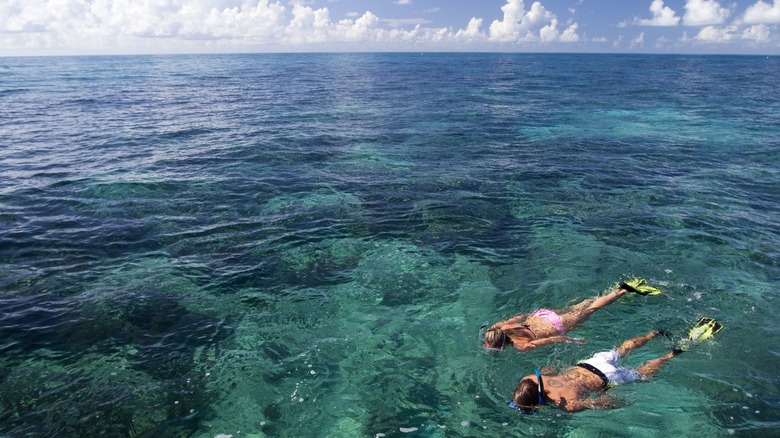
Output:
top-left (1, 53), bottom-right (778, 437)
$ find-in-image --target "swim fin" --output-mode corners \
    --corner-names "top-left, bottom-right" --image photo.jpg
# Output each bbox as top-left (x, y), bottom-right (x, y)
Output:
top-left (620, 277), bottom-right (663, 296)
top-left (673, 318), bottom-right (723, 353)
top-left (688, 317), bottom-right (723, 341)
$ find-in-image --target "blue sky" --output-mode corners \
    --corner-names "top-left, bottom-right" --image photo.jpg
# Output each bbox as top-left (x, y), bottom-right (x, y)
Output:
top-left (2, 0), bottom-right (779, 56)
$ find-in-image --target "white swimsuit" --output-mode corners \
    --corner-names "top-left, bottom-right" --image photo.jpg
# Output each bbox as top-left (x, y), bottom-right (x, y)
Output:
top-left (578, 349), bottom-right (644, 386)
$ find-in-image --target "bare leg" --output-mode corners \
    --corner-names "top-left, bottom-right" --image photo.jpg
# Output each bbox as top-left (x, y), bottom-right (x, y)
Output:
top-left (616, 330), bottom-right (660, 357)
top-left (559, 288), bottom-right (629, 330)
top-left (586, 287), bottom-right (628, 312)
top-left (636, 350), bottom-right (681, 379)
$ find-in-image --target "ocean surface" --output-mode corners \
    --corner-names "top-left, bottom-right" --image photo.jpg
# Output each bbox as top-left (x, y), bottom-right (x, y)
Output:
top-left (1, 53), bottom-right (778, 437)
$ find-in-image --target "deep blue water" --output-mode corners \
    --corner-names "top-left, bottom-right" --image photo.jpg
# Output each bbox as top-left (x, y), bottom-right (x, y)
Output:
top-left (1, 53), bottom-right (779, 437)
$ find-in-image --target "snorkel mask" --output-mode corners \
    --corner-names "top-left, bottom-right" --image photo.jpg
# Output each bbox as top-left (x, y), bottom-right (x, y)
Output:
top-left (507, 368), bottom-right (545, 414)
top-left (479, 322), bottom-right (507, 352)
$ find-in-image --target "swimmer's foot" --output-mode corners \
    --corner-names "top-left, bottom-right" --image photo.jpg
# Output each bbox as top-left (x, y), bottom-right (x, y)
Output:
top-left (688, 317), bottom-right (723, 341)
top-left (620, 277), bottom-right (662, 296)
top-left (673, 317), bottom-right (723, 353)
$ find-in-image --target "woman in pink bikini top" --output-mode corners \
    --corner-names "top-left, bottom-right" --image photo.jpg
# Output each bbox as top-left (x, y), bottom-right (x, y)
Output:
top-left (481, 278), bottom-right (661, 352)
top-left (482, 308), bottom-right (580, 352)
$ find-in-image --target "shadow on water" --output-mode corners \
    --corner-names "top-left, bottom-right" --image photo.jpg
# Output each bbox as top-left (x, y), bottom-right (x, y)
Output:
top-left (0, 290), bottom-right (232, 437)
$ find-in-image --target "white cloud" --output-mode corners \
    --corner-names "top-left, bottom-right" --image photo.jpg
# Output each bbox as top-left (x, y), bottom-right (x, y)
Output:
top-left (454, 17), bottom-right (483, 41)
top-left (561, 23), bottom-right (580, 42)
top-left (11, 0), bottom-right (779, 54)
top-left (742, 23), bottom-right (771, 40)
top-left (744, 0), bottom-right (780, 24)
top-left (539, 19), bottom-right (579, 42)
top-left (334, 11), bottom-right (381, 42)
top-left (683, 0), bottom-right (731, 26)
top-left (691, 21), bottom-right (771, 43)
top-left (633, 32), bottom-right (646, 46)
top-left (489, 0), bottom-right (549, 42)
top-left (0, 0), bottom-right (292, 47)
top-left (487, 0), bottom-right (579, 42)
top-left (694, 25), bottom-right (735, 41)
top-left (286, 4), bottom-right (332, 43)
top-left (0, 0), bottom-right (587, 54)
top-left (381, 18), bottom-right (432, 28)
top-left (637, 0), bottom-right (681, 26)
top-left (653, 36), bottom-right (671, 48)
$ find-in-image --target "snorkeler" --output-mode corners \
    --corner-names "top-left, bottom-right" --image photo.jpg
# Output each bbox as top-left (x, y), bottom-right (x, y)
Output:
top-left (482, 278), bottom-right (662, 352)
top-left (508, 317), bottom-right (723, 413)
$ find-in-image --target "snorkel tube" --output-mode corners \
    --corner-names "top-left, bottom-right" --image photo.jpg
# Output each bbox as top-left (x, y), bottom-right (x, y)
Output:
top-left (507, 368), bottom-right (545, 414)
top-left (534, 368), bottom-right (545, 406)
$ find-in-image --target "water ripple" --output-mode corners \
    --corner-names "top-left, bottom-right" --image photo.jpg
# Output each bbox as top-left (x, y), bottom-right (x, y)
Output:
top-left (1, 53), bottom-right (778, 437)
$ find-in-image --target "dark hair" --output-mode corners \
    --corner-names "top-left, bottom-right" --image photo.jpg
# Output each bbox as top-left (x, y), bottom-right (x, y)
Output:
top-left (513, 378), bottom-right (540, 409)
top-left (483, 327), bottom-right (507, 349)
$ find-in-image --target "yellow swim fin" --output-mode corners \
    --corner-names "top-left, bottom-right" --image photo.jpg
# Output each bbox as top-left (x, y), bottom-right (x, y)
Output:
top-left (620, 277), bottom-right (663, 296)
top-left (688, 317), bottom-right (723, 341)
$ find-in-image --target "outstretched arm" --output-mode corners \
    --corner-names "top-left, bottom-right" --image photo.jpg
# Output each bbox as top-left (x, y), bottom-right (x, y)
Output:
top-left (518, 336), bottom-right (586, 351)
top-left (559, 394), bottom-right (617, 412)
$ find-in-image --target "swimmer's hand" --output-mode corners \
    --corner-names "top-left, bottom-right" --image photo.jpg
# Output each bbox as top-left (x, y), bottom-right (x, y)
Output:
top-left (523, 336), bottom-right (586, 350)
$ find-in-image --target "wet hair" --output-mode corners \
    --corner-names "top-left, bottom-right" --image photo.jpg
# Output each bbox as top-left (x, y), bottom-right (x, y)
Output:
top-left (512, 378), bottom-right (540, 409)
top-left (483, 327), bottom-right (507, 349)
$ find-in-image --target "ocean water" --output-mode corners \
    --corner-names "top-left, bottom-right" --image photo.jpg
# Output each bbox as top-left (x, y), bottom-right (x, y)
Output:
top-left (0, 53), bottom-right (778, 437)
